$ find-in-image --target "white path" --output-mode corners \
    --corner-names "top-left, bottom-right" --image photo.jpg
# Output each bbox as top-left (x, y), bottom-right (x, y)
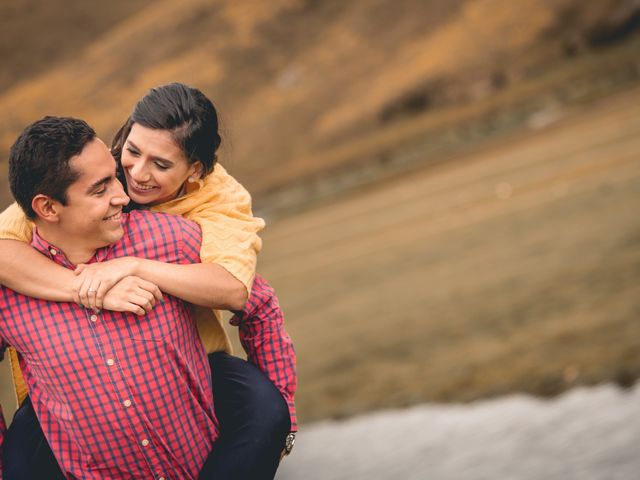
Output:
top-left (276, 383), bottom-right (640, 480)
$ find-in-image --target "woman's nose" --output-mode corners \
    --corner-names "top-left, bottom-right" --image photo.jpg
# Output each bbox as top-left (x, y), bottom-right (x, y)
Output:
top-left (128, 160), bottom-right (151, 182)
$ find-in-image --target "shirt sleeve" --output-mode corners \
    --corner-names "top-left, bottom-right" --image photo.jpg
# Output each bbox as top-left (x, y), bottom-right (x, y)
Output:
top-left (229, 274), bottom-right (297, 431)
top-left (0, 202), bottom-right (33, 242)
top-left (176, 216), bottom-right (204, 265)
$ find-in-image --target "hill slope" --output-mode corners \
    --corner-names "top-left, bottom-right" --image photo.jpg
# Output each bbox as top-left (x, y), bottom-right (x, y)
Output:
top-left (0, 0), bottom-right (638, 209)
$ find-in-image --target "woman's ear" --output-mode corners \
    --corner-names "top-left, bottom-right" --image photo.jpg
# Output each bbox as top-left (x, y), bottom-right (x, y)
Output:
top-left (31, 194), bottom-right (61, 222)
top-left (189, 161), bottom-right (204, 181)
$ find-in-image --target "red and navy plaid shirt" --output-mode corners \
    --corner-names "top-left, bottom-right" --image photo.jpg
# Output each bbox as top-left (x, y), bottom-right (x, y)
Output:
top-left (0, 210), bottom-right (218, 480)
top-left (232, 274), bottom-right (297, 431)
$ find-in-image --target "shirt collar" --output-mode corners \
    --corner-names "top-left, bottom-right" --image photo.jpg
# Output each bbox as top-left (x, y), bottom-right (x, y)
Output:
top-left (31, 228), bottom-right (112, 268)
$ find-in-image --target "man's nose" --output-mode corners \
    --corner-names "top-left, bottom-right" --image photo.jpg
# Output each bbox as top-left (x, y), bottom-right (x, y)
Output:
top-left (112, 179), bottom-right (130, 206)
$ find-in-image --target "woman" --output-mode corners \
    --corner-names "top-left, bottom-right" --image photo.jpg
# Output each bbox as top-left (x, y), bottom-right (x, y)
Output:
top-left (0, 83), bottom-right (296, 479)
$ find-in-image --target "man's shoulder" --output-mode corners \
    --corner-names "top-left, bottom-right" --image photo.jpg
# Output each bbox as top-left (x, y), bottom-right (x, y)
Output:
top-left (125, 209), bottom-right (199, 231)
top-left (117, 210), bottom-right (202, 263)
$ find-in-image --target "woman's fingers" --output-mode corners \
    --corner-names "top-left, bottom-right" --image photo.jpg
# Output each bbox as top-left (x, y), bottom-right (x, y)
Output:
top-left (94, 280), bottom-right (113, 311)
top-left (135, 278), bottom-right (163, 304)
top-left (127, 284), bottom-right (163, 314)
top-left (123, 302), bottom-right (147, 316)
top-left (131, 292), bottom-right (154, 313)
top-left (82, 281), bottom-right (101, 311)
top-left (99, 276), bottom-right (163, 315)
top-left (77, 275), bottom-right (92, 308)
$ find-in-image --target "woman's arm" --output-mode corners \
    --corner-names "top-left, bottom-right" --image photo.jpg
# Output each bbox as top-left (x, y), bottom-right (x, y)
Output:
top-left (0, 204), bottom-right (77, 300)
top-left (132, 259), bottom-right (247, 310)
top-left (0, 240), bottom-right (76, 301)
top-left (0, 240), bottom-right (162, 315)
top-left (76, 258), bottom-right (247, 311)
top-left (157, 164), bottom-right (265, 296)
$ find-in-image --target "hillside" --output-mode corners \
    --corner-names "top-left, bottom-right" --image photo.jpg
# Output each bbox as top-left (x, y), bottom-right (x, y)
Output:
top-left (1, 0), bottom-right (639, 210)
top-left (0, 0), bottom-right (639, 427)
top-left (256, 84), bottom-right (640, 422)
top-left (0, 0), bottom-right (153, 91)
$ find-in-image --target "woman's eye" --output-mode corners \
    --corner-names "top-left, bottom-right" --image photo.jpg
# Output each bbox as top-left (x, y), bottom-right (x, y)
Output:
top-left (154, 162), bottom-right (170, 171)
top-left (126, 147), bottom-right (140, 156)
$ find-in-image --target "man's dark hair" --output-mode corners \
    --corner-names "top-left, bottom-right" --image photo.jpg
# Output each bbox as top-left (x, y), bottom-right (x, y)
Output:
top-left (9, 116), bottom-right (96, 219)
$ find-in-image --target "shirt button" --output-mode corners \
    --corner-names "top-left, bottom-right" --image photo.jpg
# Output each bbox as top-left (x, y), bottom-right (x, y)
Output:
top-left (90, 314), bottom-right (98, 322)
top-left (106, 358), bottom-right (115, 366)
top-left (123, 399), bottom-right (132, 408)
top-left (141, 438), bottom-right (150, 447)
top-left (49, 248), bottom-right (57, 256)
top-left (159, 477), bottom-right (166, 480)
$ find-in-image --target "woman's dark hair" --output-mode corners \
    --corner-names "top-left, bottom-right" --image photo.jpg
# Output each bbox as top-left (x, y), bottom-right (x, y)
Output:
top-left (9, 116), bottom-right (95, 219)
top-left (111, 83), bottom-right (221, 176)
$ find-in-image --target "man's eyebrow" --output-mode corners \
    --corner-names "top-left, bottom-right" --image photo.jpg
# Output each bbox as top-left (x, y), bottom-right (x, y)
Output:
top-left (86, 175), bottom-right (113, 193)
top-left (126, 140), bottom-right (174, 165)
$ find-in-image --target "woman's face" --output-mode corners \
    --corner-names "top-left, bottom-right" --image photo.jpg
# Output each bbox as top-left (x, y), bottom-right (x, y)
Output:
top-left (120, 123), bottom-right (202, 206)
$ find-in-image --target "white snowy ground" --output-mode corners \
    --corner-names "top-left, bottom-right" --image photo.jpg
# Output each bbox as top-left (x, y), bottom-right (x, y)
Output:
top-left (276, 383), bottom-right (640, 480)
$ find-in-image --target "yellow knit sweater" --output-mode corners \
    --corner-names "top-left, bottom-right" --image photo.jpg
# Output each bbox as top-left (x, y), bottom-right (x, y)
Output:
top-left (0, 163), bottom-right (265, 406)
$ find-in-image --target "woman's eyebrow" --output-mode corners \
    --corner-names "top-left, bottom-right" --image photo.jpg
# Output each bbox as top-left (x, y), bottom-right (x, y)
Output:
top-left (126, 140), bottom-right (174, 165)
top-left (126, 140), bottom-right (141, 151)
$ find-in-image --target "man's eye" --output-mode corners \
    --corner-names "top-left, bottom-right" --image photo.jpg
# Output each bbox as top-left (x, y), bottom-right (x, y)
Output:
top-left (95, 187), bottom-right (106, 196)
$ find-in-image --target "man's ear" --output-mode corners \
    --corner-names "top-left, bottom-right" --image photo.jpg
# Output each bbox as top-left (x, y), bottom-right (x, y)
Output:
top-left (31, 194), bottom-right (62, 222)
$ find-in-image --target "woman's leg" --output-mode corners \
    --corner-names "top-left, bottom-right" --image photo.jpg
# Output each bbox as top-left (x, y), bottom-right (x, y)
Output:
top-left (199, 352), bottom-right (290, 480)
top-left (2, 396), bottom-right (66, 480)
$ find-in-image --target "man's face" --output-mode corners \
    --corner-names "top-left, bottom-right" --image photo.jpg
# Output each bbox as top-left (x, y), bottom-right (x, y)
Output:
top-left (56, 138), bottom-right (130, 251)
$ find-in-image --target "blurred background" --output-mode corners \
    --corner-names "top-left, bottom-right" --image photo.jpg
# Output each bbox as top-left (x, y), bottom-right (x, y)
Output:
top-left (1, 0), bottom-right (640, 478)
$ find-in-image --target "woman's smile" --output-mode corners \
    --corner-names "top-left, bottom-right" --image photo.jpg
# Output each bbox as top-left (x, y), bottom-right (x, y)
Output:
top-left (127, 175), bottom-right (158, 193)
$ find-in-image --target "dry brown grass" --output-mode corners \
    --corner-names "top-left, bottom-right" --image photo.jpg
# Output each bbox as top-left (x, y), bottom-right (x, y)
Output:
top-left (0, 1), bottom-right (639, 425)
top-left (0, 0), bottom-right (634, 206)
top-left (249, 85), bottom-right (640, 423)
top-left (0, 0), bottom-right (154, 91)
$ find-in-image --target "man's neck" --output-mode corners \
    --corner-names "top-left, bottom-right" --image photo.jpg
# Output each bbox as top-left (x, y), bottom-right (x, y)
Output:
top-left (35, 226), bottom-right (96, 266)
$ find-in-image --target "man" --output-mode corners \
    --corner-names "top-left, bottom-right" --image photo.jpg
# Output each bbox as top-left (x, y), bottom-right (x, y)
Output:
top-left (0, 116), bottom-right (218, 478)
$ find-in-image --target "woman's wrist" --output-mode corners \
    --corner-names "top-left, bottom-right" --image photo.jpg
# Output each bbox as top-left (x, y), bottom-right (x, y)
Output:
top-left (127, 256), bottom-right (144, 277)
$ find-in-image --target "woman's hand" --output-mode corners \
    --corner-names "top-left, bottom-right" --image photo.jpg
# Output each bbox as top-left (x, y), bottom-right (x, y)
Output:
top-left (102, 276), bottom-right (163, 316)
top-left (73, 257), bottom-right (139, 310)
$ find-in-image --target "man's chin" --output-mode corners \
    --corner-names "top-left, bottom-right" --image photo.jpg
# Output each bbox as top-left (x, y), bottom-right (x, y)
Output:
top-left (102, 226), bottom-right (125, 246)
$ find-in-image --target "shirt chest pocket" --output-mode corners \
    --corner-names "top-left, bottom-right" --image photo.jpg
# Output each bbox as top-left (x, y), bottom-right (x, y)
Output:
top-left (100, 300), bottom-right (191, 342)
